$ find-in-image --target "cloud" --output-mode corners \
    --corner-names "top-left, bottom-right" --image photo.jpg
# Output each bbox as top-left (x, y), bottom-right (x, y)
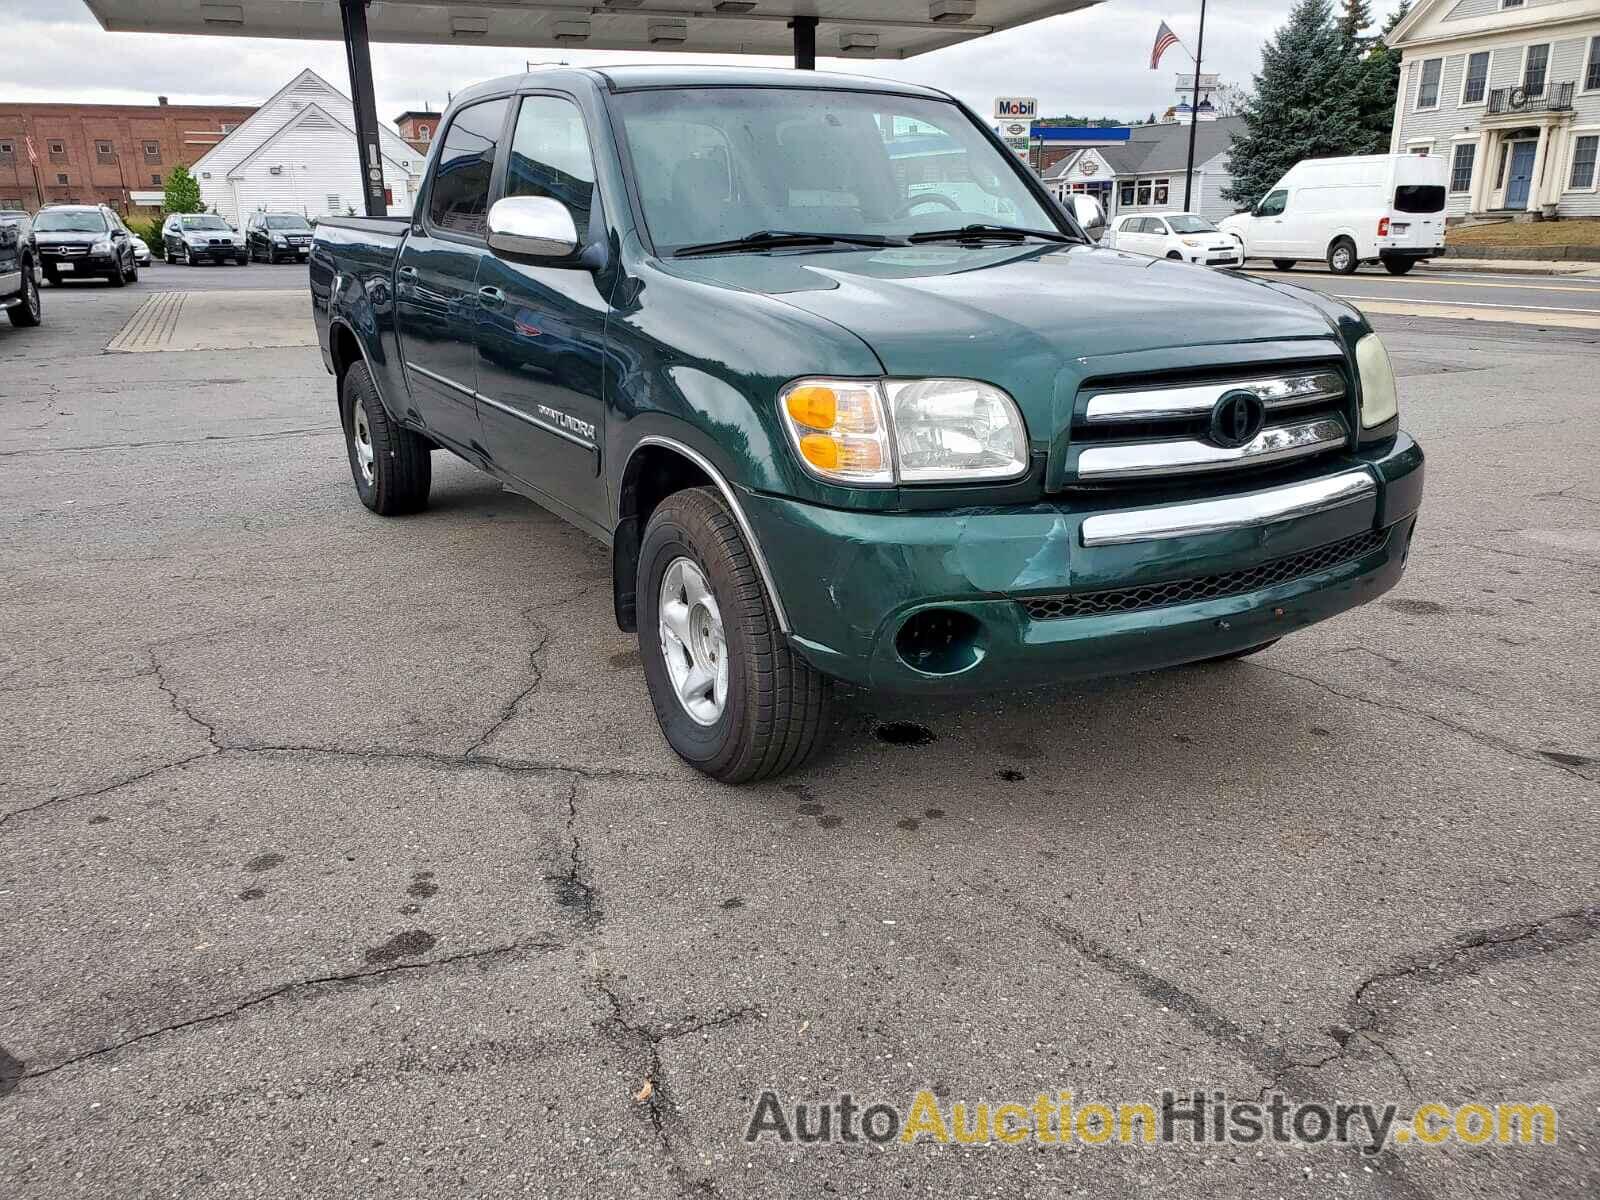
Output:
top-left (4, 1), bottom-right (1404, 123)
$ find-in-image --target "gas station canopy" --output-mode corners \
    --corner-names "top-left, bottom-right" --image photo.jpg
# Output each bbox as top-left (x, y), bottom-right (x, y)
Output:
top-left (83, 0), bottom-right (1103, 60)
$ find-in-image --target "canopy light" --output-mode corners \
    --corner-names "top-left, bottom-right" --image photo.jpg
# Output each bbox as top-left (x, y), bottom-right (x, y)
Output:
top-left (450, 16), bottom-right (488, 37)
top-left (930, 0), bottom-right (977, 21)
top-left (602, 0), bottom-right (646, 7)
top-left (648, 19), bottom-right (688, 42)
top-left (553, 19), bottom-right (590, 41)
top-left (200, 4), bottom-right (243, 23)
top-left (839, 30), bottom-right (879, 54)
top-left (713, 0), bottom-right (758, 10)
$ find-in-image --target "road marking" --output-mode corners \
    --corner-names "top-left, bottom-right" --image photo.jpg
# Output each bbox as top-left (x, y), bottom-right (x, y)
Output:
top-left (1339, 296), bottom-right (1600, 330)
top-left (1247, 270), bottom-right (1600, 294)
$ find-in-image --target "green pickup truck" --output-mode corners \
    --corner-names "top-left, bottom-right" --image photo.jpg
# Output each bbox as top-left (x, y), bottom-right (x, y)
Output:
top-left (310, 66), bottom-right (1423, 782)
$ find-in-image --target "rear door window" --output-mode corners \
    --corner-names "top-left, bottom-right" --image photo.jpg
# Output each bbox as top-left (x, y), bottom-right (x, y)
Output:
top-left (1394, 185), bottom-right (1445, 214)
top-left (428, 98), bottom-right (510, 238)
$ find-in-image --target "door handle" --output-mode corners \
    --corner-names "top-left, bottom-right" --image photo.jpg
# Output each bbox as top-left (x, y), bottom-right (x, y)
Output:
top-left (479, 286), bottom-right (505, 307)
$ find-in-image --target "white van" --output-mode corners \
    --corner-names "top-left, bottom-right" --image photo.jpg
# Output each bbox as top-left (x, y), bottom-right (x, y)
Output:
top-left (1218, 154), bottom-right (1447, 275)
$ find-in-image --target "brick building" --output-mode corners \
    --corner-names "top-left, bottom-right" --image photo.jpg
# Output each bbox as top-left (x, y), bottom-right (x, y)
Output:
top-left (0, 98), bottom-right (258, 215)
top-left (393, 109), bottom-right (441, 155)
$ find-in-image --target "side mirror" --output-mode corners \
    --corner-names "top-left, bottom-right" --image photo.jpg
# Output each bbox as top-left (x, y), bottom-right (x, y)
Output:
top-left (487, 195), bottom-right (578, 261)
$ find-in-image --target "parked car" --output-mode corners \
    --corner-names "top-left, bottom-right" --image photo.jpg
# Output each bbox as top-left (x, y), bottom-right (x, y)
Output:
top-left (32, 204), bottom-right (139, 286)
top-left (1106, 212), bottom-right (1243, 267)
top-left (161, 213), bottom-right (248, 265)
top-left (312, 66), bottom-right (1424, 782)
top-left (1, 209), bottom-right (43, 327)
top-left (245, 212), bottom-right (316, 262)
top-left (1218, 154), bottom-right (1447, 275)
top-left (128, 232), bottom-right (152, 266)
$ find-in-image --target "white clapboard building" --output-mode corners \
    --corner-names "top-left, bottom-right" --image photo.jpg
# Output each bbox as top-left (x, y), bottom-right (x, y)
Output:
top-left (190, 69), bottom-right (424, 224)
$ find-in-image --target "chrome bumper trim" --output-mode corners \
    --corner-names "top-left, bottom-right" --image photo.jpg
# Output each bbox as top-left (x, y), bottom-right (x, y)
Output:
top-left (1077, 417), bottom-right (1347, 481)
top-left (1080, 469), bottom-right (1376, 547)
top-left (1083, 370), bottom-right (1345, 423)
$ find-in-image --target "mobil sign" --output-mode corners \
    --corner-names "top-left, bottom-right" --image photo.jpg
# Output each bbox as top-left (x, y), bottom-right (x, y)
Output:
top-left (993, 96), bottom-right (1037, 119)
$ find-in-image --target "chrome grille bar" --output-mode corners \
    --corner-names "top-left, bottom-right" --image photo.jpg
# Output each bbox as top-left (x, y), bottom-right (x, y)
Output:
top-left (1076, 416), bottom-right (1348, 481)
top-left (1083, 370), bottom-right (1345, 424)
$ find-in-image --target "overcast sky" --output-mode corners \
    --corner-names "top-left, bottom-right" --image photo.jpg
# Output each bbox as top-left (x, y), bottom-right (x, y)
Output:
top-left (5, 0), bottom-right (1403, 124)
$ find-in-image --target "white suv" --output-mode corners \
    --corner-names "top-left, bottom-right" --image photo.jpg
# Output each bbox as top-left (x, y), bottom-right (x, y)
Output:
top-left (1106, 212), bottom-right (1243, 268)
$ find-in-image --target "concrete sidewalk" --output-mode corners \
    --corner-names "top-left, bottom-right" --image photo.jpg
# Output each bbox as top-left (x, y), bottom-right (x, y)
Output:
top-left (1423, 257), bottom-right (1600, 277)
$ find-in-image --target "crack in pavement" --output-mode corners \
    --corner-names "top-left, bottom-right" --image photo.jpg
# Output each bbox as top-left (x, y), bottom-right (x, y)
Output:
top-left (14, 937), bottom-right (565, 1088)
top-left (0, 428), bottom-right (331, 458)
top-left (1248, 660), bottom-right (1594, 783)
top-left (595, 974), bottom-right (760, 1200)
top-left (545, 774), bottom-right (602, 928)
top-left (464, 613), bottom-right (551, 758)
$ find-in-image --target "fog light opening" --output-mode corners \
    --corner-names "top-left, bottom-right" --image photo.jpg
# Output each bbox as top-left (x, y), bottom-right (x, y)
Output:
top-left (895, 608), bottom-right (985, 676)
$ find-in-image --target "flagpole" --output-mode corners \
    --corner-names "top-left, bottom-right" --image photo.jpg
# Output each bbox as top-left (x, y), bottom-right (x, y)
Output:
top-left (1182, 0), bottom-right (1208, 211)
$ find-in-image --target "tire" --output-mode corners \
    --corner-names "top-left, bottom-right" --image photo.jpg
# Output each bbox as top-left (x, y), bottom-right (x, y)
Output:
top-left (340, 362), bottom-right (431, 516)
top-left (237, 254), bottom-right (249, 266)
top-left (1327, 238), bottom-right (1358, 275)
top-left (7, 265), bottom-right (41, 328)
top-left (637, 488), bottom-right (832, 783)
top-left (128, 257), bottom-right (139, 283)
top-left (107, 257), bottom-right (126, 287)
top-left (1383, 257), bottom-right (1415, 276)
top-left (186, 246), bottom-right (200, 267)
top-left (1166, 251), bottom-right (1182, 260)
top-left (1198, 639), bottom-right (1280, 664)
top-left (1271, 259), bottom-right (1296, 271)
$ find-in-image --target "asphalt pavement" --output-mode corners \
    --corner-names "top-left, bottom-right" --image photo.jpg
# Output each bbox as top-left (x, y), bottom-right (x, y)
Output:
top-left (1, 270), bottom-right (1597, 1199)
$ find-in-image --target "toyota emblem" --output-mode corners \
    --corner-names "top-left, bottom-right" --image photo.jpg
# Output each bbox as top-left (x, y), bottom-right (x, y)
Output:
top-left (1209, 390), bottom-right (1267, 449)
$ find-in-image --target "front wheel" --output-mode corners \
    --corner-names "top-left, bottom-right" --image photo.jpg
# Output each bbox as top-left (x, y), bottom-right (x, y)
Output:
top-left (1327, 238), bottom-right (1358, 275)
top-left (341, 362), bottom-right (431, 515)
top-left (7, 266), bottom-right (41, 327)
top-left (638, 488), bottom-right (831, 783)
top-left (1271, 259), bottom-right (1296, 271)
top-left (1383, 257), bottom-right (1416, 276)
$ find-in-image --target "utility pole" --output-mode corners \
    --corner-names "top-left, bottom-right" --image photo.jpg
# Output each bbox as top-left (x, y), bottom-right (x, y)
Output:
top-left (1182, 0), bottom-right (1208, 212)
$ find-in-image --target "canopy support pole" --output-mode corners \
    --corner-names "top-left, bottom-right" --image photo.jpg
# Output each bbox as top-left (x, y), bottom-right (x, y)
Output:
top-left (340, 0), bottom-right (388, 216)
top-left (791, 16), bottom-right (817, 69)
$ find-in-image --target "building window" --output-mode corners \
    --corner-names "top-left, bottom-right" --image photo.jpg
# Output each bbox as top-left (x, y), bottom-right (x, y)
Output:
top-left (143, 140), bottom-right (161, 164)
top-left (1153, 180), bottom-right (1169, 205)
top-left (1571, 135), bottom-right (1599, 190)
top-left (1416, 58), bottom-right (1442, 110)
top-left (221, 122), bottom-right (238, 133)
top-left (0, 198), bottom-right (20, 209)
top-left (150, 174), bottom-right (162, 186)
top-left (1449, 143), bottom-right (1476, 193)
top-left (48, 139), bottom-right (66, 163)
top-left (418, 125), bottom-right (431, 142)
top-left (1501, 0), bottom-right (1523, 8)
top-left (0, 141), bottom-right (13, 164)
top-left (1119, 181), bottom-right (1135, 206)
top-left (1523, 44), bottom-right (1549, 98)
top-left (56, 172), bottom-right (69, 185)
top-left (1461, 52), bottom-right (1491, 105)
top-left (1585, 37), bottom-right (1600, 93)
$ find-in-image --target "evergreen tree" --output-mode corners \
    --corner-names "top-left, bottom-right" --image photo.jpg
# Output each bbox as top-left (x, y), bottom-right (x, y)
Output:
top-left (1223, 0), bottom-right (1371, 207)
top-left (1339, 0), bottom-right (1374, 44)
top-left (162, 165), bottom-right (204, 215)
top-left (1352, 0), bottom-right (1410, 150)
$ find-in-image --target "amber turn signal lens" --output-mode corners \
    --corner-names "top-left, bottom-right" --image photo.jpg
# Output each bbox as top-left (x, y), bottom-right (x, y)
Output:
top-left (799, 434), bottom-right (840, 470)
top-left (785, 386), bottom-right (838, 431)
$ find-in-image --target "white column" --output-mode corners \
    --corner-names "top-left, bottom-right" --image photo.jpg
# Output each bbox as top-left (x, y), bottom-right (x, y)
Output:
top-left (1526, 123), bottom-right (1551, 212)
top-left (1540, 127), bottom-right (1567, 210)
top-left (1469, 130), bottom-right (1494, 214)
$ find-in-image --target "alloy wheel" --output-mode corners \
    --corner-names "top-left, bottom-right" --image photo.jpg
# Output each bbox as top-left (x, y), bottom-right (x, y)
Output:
top-left (657, 556), bottom-right (728, 726)
top-left (351, 398), bottom-right (376, 486)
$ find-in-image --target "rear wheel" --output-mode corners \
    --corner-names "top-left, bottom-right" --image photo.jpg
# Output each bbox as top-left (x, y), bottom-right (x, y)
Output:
top-left (341, 362), bottom-right (431, 516)
top-left (638, 488), bottom-right (831, 783)
top-left (1271, 259), bottom-right (1296, 271)
top-left (1327, 237), bottom-right (1358, 275)
top-left (1383, 257), bottom-right (1416, 276)
top-left (7, 266), bottom-right (41, 327)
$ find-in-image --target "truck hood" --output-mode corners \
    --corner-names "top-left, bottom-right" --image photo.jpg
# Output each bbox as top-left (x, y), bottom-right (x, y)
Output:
top-left (659, 243), bottom-right (1342, 443)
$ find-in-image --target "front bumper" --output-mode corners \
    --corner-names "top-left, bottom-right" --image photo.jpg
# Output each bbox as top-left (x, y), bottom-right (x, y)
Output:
top-left (1188, 248), bottom-right (1244, 267)
top-left (742, 434), bottom-right (1424, 692)
top-left (185, 244), bottom-right (246, 262)
top-left (41, 252), bottom-right (117, 273)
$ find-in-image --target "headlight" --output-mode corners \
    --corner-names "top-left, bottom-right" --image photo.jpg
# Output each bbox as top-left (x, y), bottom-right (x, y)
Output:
top-left (272, 235), bottom-right (287, 245)
top-left (1354, 333), bottom-right (1399, 428)
top-left (1181, 238), bottom-right (1203, 247)
top-left (778, 377), bottom-right (1028, 486)
top-left (91, 239), bottom-right (112, 253)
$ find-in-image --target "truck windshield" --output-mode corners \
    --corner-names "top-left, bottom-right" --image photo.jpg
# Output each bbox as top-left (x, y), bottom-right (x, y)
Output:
top-left (610, 87), bottom-right (1062, 255)
top-left (34, 210), bottom-right (107, 233)
top-left (265, 215), bottom-right (311, 229)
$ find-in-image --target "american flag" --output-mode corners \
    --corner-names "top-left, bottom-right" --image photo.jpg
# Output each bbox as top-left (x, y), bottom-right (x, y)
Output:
top-left (1150, 21), bottom-right (1180, 70)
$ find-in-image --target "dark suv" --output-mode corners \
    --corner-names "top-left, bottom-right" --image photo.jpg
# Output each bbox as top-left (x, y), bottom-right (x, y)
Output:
top-left (161, 213), bottom-right (248, 265)
top-left (245, 212), bottom-right (315, 263)
top-left (1, 209), bottom-right (43, 327)
top-left (32, 204), bottom-right (140, 286)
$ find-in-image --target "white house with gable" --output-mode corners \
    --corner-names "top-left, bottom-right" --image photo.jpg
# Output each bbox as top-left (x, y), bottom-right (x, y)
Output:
top-left (1386, 0), bottom-right (1600, 219)
top-left (190, 69), bottom-right (424, 224)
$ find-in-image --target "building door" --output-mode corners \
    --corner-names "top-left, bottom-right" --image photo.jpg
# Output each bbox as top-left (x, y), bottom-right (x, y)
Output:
top-left (1505, 141), bottom-right (1537, 209)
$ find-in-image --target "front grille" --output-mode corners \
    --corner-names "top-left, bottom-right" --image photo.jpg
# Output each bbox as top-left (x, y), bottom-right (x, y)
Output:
top-left (1019, 527), bottom-right (1390, 621)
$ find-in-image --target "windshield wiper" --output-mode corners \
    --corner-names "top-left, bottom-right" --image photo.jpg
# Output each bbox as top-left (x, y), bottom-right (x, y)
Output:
top-left (906, 223), bottom-right (1075, 245)
top-left (674, 230), bottom-right (905, 258)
